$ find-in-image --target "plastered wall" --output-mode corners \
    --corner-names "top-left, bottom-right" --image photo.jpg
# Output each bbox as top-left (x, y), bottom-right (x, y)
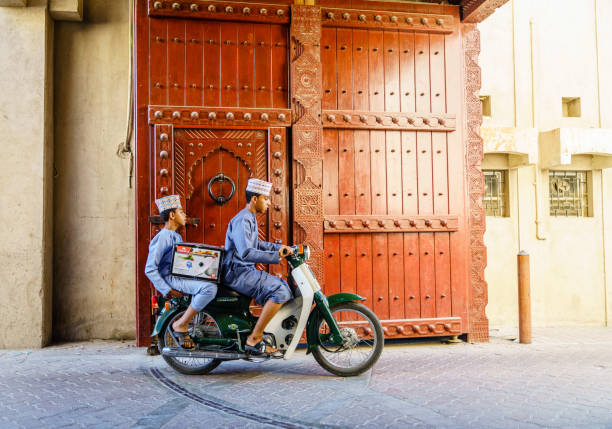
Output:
top-left (53, 0), bottom-right (134, 341)
top-left (0, 0), bottom-right (53, 348)
top-left (480, 0), bottom-right (612, 328)
top-left (480, 0), bottom-right (611, 129)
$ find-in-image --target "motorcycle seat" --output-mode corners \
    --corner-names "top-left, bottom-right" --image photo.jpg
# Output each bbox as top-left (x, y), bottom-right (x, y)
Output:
top-left (215, 284), bottom-right (245, 299)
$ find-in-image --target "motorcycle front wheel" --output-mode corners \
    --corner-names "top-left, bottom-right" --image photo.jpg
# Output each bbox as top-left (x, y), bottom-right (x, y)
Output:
top-left (158, 310), bottom-right (222, 375)
top-left (312, 302), bottom-right (384, 377)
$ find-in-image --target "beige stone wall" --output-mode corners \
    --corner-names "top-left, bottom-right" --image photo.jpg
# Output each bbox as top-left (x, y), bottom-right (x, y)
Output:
top-left (53, 0), bottom-right (134, 341)
top-left (480, 0), bottom-right (612, 328)
top-left (480, 0), bottom-right (607, 129)
top-left (0, 0), bottom-right (54, 348)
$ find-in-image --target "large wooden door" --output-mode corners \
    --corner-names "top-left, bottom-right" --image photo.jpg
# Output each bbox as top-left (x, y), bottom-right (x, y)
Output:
top-left (135, 0), bottom-right (488, 345)
top-left (290, 3), bottom-right (478, 341)
top-left (319, 22), bottom-right (464, 337)
top-left (134, 2), bottom-right (292, 344)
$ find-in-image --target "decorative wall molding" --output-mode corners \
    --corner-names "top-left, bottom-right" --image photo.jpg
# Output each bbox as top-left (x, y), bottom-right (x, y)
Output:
top-left (323, 110), bottom-right (456, 131)
top-left (291, 5), bottom-right (324, 284)
top-left (148, 106), bottom-right (292, 128)
top-left (321, 8), bottom-right (454, 34)
top-left (268, 128), bottom-right (289, 277)
top-left (463, 24), bottom-right (489, 343)
top-left (345, 317), bottom-right (462, 339)
top-left (383, 317), bottom-right (462, 337)
top-left (172, 128), bottom-right (266, 199)
top-left (154, 124), bottom-right (174, 199)
top-left (324, 215), bottom-right (459, 233)
top-left (185, 146), bottom-right (254, 200)
top-left (147, 0), bottom-right (290, 23)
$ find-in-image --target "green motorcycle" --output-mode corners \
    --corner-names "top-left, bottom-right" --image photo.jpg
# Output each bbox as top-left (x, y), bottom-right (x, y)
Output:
top-left (151, 244), bottom-right (384, 377)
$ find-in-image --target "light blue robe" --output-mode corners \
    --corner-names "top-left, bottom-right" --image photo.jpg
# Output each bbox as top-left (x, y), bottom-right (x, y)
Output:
top-left (222, 208), bottom-right (292, 305)
top-left (145, 228), bottom-right (217, 311)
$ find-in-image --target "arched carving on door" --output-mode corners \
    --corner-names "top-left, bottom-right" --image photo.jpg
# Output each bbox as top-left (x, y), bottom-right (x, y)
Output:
top-left (186, 146), bottom-right (253, 201)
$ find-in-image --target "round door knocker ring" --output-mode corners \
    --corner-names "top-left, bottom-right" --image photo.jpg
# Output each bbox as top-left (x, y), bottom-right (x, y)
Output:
top-left (208, 173), bottom-right (236, 206)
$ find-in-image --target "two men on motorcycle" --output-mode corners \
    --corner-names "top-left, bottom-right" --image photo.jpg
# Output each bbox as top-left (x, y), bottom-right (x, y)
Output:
top-left (145, 178), bottom-right (292, 355)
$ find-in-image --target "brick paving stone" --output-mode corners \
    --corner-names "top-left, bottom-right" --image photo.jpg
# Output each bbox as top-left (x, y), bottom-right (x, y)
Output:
top-left (0, 328), bottom-right (611, 428)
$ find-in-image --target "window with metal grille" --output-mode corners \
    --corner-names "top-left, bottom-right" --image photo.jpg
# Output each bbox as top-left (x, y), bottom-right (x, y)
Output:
top-left (483, 170), bottom-right (508, 217)
top-left (549, 171), bottom-right (589, 217)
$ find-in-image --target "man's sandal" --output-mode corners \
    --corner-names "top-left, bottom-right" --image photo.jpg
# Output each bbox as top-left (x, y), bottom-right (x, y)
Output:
top-left (169, 328), bottom-right (194, 349)
top-left (244, 341), bottom-right (277, 356)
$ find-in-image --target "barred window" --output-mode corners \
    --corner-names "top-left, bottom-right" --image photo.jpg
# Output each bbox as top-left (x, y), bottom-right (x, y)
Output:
top-left (483, 170), bottom-right (508, 217)
top-left (549, 171), bottom-right (589, 217)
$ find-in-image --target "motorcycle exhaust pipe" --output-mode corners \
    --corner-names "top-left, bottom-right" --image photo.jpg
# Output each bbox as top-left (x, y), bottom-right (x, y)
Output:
top-left (161, 347), bottom-right (247, 360)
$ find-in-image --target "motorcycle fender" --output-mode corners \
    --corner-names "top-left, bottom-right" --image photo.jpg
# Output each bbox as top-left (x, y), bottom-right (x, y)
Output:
top-left (327, 292), bottom-right (365, 308)
top-left (305, 292), bottom-right (365, 354)
top-left (151, 307), bottom-right (181, 337)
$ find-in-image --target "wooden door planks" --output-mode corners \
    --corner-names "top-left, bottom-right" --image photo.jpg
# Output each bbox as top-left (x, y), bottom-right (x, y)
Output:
top-left (319, 10), bottom-right (469, 338)
top-left (237, 23), bottom-right (255, 107)
top-left (254, 24), bottom-right (271, 108)
top-left (185, 21), bottom-right (204, 106)
top-left (203, 22), bottom-right (221, 106)
top-left (271, 25), bottom-right (288, 108)
top-left (168, 20), bottom-right (186, 106)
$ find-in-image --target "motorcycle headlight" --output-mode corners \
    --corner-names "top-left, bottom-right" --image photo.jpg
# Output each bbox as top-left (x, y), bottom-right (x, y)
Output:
top-left (303, 245), bottom-right (310, 261)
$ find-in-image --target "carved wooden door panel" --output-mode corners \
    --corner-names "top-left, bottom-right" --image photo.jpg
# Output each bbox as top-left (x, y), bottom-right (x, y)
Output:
top-left (135, 1), bottom-right (292, 344)
top-left (174, 129), bottom-right (268, 246)
top-left (316, 6), bottom-right (468, 339)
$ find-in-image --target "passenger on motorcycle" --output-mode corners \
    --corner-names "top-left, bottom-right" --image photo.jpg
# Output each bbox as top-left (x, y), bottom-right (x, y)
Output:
top-left (222, 178), bottom-right (294, 355)
top-left (145, 195), bottom-right (217, 349)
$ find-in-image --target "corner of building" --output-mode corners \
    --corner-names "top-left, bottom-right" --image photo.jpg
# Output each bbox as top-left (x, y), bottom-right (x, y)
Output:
top-left (0, 0), bottom-right (54, 348)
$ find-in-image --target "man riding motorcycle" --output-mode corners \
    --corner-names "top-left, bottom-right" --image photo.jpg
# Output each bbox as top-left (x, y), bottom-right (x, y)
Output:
top-left (144, 195), bottom-right (217, 349)
top-left (221, 178), bottom-right (294, 356)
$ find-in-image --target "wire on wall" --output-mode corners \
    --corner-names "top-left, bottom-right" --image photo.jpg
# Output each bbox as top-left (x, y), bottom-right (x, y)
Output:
top-left (116, 0), bottom-right (135, 188)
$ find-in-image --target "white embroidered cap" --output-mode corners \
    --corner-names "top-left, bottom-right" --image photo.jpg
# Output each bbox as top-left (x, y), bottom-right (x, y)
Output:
top-left (246, 178), bottom-right (272, 196)
top-left (155, 194), bottom-right (182, 212)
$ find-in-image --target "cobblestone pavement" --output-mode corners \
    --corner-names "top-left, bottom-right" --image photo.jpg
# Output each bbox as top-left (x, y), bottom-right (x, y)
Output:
top-left (1, 327), bottom-right (611, 429)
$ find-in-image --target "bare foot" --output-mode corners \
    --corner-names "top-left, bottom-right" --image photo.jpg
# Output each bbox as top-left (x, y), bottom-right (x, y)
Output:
top-left (172, 322), bottom-right (189, 333)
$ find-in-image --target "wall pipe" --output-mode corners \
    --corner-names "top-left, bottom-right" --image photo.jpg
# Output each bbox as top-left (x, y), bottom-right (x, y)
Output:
top-left (529, 19), bottom-right (546, 240)
top-left (602, 171), bottom-right (608, 326)
top-left (533, 165), bottom-right (546, 240)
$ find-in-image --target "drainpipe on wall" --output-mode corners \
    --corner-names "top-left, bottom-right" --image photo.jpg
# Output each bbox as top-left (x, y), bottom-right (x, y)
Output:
top-left (533, 166), bottom-right (547, 240)
top-left (594, 0), bottom-right (602, 128)
top-left (530, 19), bottom-right (546, 241)
top-left (602, 171), bottom-right (608, 326)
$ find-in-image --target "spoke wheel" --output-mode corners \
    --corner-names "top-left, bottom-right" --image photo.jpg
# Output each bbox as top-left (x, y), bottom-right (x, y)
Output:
top-left (312, 302), bottom-right (384, 377)
top-left (158, 310), bottom-right (222, 375)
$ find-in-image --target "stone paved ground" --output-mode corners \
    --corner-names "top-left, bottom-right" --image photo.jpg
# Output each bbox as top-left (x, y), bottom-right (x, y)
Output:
top-left (1, 327), bottom-right (611, 429)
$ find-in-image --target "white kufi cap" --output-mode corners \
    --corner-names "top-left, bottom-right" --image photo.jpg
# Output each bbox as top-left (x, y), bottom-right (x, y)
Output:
top-left (155, 194), bottom-right (182, 212)
top-left (246, 178), bottom-right (272, 196)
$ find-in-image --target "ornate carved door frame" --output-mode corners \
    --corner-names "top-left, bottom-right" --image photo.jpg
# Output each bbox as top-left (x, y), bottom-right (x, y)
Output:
top-left (290, 5), bottom-right (325, 282)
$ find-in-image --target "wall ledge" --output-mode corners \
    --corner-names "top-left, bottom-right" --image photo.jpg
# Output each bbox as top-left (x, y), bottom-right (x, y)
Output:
top-left (49, 0), bottom-right (82, 21)
top-left (482, 126), bottom-right (538, 166)
top-left (0, 0), bottom-right (27, 6)
top-left (540, 128), bottom-right (612, 169)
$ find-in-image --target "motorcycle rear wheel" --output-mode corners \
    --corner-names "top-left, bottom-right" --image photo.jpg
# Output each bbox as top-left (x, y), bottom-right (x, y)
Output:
top-left (158, 310), bottom-right (222, 375)
top-left (312, 302), bottom-right (384, 377)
